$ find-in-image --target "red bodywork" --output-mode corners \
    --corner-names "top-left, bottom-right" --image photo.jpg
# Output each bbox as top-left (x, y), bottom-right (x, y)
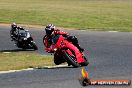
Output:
top-left (43, 35), bottom-right (86, 65)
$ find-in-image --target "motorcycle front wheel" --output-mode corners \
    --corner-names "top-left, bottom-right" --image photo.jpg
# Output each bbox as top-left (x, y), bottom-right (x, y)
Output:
top-left (30, 41), bottom-right (38, 50)
top-left (80, 56), bottom-right (89, 66)
top-left (63, 50), bottom-right (80, 68)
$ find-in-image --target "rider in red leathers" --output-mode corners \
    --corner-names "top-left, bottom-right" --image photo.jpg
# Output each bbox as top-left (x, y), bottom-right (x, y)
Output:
top-left (43, 24), bottom-right (84, 65)
top-left (43, 24), bottom-right (84, 52)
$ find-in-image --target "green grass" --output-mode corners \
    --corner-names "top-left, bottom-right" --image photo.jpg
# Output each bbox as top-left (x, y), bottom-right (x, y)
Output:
top-left (0, 0), bottom-right (132, 31)
top-left (0, 52), bottom-right (54, 71)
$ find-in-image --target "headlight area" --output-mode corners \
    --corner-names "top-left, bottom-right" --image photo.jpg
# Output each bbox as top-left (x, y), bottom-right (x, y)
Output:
top-left (53, 48), bottom-right (57, 51)
top-left (24, 38), bottom-right (27, 40)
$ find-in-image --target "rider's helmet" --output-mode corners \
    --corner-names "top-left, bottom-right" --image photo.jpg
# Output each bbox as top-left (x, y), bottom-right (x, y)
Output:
top-left (45, 24), bottom-right (55, 36)
top-left (11, 22), bottom-right (17, 29)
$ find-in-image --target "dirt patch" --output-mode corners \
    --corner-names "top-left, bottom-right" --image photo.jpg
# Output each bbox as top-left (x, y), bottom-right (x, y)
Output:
top-left (0, 23), bottom-right (76, 30)
top-left (0, 23), bottom-right (44, 28)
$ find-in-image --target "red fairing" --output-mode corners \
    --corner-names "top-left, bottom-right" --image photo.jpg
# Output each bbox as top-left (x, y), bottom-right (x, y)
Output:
top-left (43, 34), bottom-right (88, 67)
top-left (64, 41), bottom-right (85, 63)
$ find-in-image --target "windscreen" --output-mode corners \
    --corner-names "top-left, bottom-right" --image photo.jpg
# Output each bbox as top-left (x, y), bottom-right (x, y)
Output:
top-left (18, 30), bottom-right (27, 37)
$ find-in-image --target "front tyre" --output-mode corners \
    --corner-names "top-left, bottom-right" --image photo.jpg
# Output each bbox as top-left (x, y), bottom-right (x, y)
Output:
top-left (80, 56), bottom-right (89, 66)
top-left (63, 50), bottom-right (80, 67)
top-left (31, 42), bottom-right (38, 50)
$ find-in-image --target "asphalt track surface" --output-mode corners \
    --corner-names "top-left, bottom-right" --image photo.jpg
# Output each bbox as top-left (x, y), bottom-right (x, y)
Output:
top-left (0, 26), bottom-right (132, 88)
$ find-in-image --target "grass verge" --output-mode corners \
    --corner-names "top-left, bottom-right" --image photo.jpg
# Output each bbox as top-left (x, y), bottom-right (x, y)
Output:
top-left (0, 52), bottom-right (54, 71)
top-left (0, 0), bottom-right (132, 31)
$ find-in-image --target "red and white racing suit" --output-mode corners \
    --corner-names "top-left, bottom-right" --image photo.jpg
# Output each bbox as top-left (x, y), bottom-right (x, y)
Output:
top-left (43, 29), bottom-right (69, 52)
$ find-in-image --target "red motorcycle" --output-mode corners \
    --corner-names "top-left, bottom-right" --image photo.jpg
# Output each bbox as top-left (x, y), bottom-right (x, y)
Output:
top-left (43, 35), bottom-right (89, 67)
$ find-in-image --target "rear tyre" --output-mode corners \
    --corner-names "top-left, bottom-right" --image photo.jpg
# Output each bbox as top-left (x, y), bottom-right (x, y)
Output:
top-left (63, 50), bottom-right (80, 67)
